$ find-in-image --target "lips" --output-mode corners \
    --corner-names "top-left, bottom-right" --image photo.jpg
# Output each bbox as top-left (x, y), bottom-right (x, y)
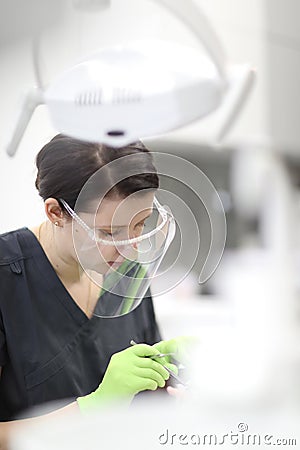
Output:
top-left (107, 260), bottom-right (123, 267)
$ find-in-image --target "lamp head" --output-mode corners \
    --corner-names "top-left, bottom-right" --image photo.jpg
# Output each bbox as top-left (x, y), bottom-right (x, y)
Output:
top-left (44, 40), bottom-right (225, 147)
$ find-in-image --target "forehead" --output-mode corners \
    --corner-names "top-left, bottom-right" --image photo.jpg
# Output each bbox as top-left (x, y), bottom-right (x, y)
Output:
top-left (91, 192), bottom-right (155, 227)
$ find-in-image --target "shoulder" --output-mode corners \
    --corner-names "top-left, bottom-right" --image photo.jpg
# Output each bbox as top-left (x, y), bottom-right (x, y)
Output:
top-left (0, 228), bottom-right (33, 264)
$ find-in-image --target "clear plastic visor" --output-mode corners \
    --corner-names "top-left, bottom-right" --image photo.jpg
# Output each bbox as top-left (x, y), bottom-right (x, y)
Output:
top-left (61, 195), bottom-right (175, 318)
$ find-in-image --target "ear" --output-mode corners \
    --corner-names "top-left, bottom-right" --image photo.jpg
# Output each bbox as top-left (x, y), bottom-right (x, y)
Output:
top-left (44, 198), bottom-right (64, 226)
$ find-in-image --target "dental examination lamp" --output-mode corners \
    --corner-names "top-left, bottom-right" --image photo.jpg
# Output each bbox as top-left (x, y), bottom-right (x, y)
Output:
top-left (5, 0), bottom-right (255, 157)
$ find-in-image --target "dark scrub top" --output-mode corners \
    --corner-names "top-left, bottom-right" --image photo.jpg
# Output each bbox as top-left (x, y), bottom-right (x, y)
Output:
top-left (0, 228), bottom-right (161, 421)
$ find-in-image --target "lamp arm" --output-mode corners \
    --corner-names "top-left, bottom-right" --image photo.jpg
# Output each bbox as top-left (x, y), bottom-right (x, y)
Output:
top-left (150, 0), bottom-right (227, 81)
top-left (151, 0), bottom-right (256, 141)
top-left (5, 88), bottom-right (43, 157)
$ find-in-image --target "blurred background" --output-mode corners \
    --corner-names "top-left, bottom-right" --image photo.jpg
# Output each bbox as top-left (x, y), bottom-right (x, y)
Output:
top-left (1, 0), bottom-right (300, 442)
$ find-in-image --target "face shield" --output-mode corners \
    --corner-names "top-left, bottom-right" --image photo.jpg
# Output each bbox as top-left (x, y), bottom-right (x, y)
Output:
top-left (60, 155), bottom-right (175, 318)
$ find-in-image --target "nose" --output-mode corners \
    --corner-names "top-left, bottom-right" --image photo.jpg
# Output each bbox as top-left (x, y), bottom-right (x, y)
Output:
top-left (115, 242), bottom-right (138, 261)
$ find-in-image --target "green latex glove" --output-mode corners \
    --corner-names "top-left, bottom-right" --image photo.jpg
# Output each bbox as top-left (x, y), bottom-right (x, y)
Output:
top-left (154, 336), bottom-right (197, 365)
top-left (77, 344), bottom-right (171, 413)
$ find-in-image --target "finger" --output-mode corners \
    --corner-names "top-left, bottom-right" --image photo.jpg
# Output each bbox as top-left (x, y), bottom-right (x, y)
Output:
top-left (136, 367), bottom-right (167, 388)
top-left (164, 362), bottom-right (179, 376)
top-left (149, 360), bottom-right (170, 380)
top-left (133, 378), bottom-right (158, 393)
top-left (130, 344), bottom-right (161, 358)
top-left (154, 336), bottom-right (197, 363)
top-left (166, 385), bottom-right (186, 397)
top-left (154, 339), bottom-right (176, 353)
top-left (153, 341), bottom-right (167, 354)
top-left (135, 358), bottom-right (170, 380)
top-left (144, 380), bottom-right (159, 391)
top-left (151, 354), bottom-right (171, 365)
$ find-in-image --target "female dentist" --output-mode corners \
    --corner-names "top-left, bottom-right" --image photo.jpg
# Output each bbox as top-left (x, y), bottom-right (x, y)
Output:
top-left (0, 134), bottom-right (184, 446)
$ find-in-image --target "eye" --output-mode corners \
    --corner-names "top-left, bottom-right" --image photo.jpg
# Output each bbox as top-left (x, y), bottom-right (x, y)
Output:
top-left (97, 229), bottom-right (121, 238)
top-left (134, 221), bottom-right (146, 233)
top-left (100, 230), bottom-right (112, 237)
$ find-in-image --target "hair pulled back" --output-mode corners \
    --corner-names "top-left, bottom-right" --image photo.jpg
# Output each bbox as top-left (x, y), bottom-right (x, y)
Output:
top-left (35, 134), bottom-right (159, 213)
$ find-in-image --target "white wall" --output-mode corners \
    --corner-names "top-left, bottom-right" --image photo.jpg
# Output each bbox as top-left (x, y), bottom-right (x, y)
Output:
top-left (0, 41), bottom-right (57, 233)
top-left (1, 0), bottom-right (297, 233)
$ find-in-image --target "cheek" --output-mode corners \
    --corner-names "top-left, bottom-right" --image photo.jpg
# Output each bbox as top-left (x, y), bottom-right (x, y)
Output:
top-left (96, 244), bottom-right (116, 260)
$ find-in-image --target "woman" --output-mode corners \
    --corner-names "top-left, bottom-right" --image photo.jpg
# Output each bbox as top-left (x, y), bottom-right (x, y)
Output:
top-left (0, 135), bottom-right (179, 437)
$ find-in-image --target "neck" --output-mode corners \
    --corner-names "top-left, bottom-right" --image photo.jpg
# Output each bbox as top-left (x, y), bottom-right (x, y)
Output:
top-left (38, 221), bottom-right (84, 285)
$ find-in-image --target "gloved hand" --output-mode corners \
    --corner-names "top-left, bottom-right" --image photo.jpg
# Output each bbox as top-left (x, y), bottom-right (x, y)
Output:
top-left (77, 344), bottom-right (171, 413)
top-left (154, 335), bottom-right (197, 365)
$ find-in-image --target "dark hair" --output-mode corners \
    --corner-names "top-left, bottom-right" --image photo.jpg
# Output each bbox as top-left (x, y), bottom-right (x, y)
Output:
top-left (35, 134), bottom-right (159, 213)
